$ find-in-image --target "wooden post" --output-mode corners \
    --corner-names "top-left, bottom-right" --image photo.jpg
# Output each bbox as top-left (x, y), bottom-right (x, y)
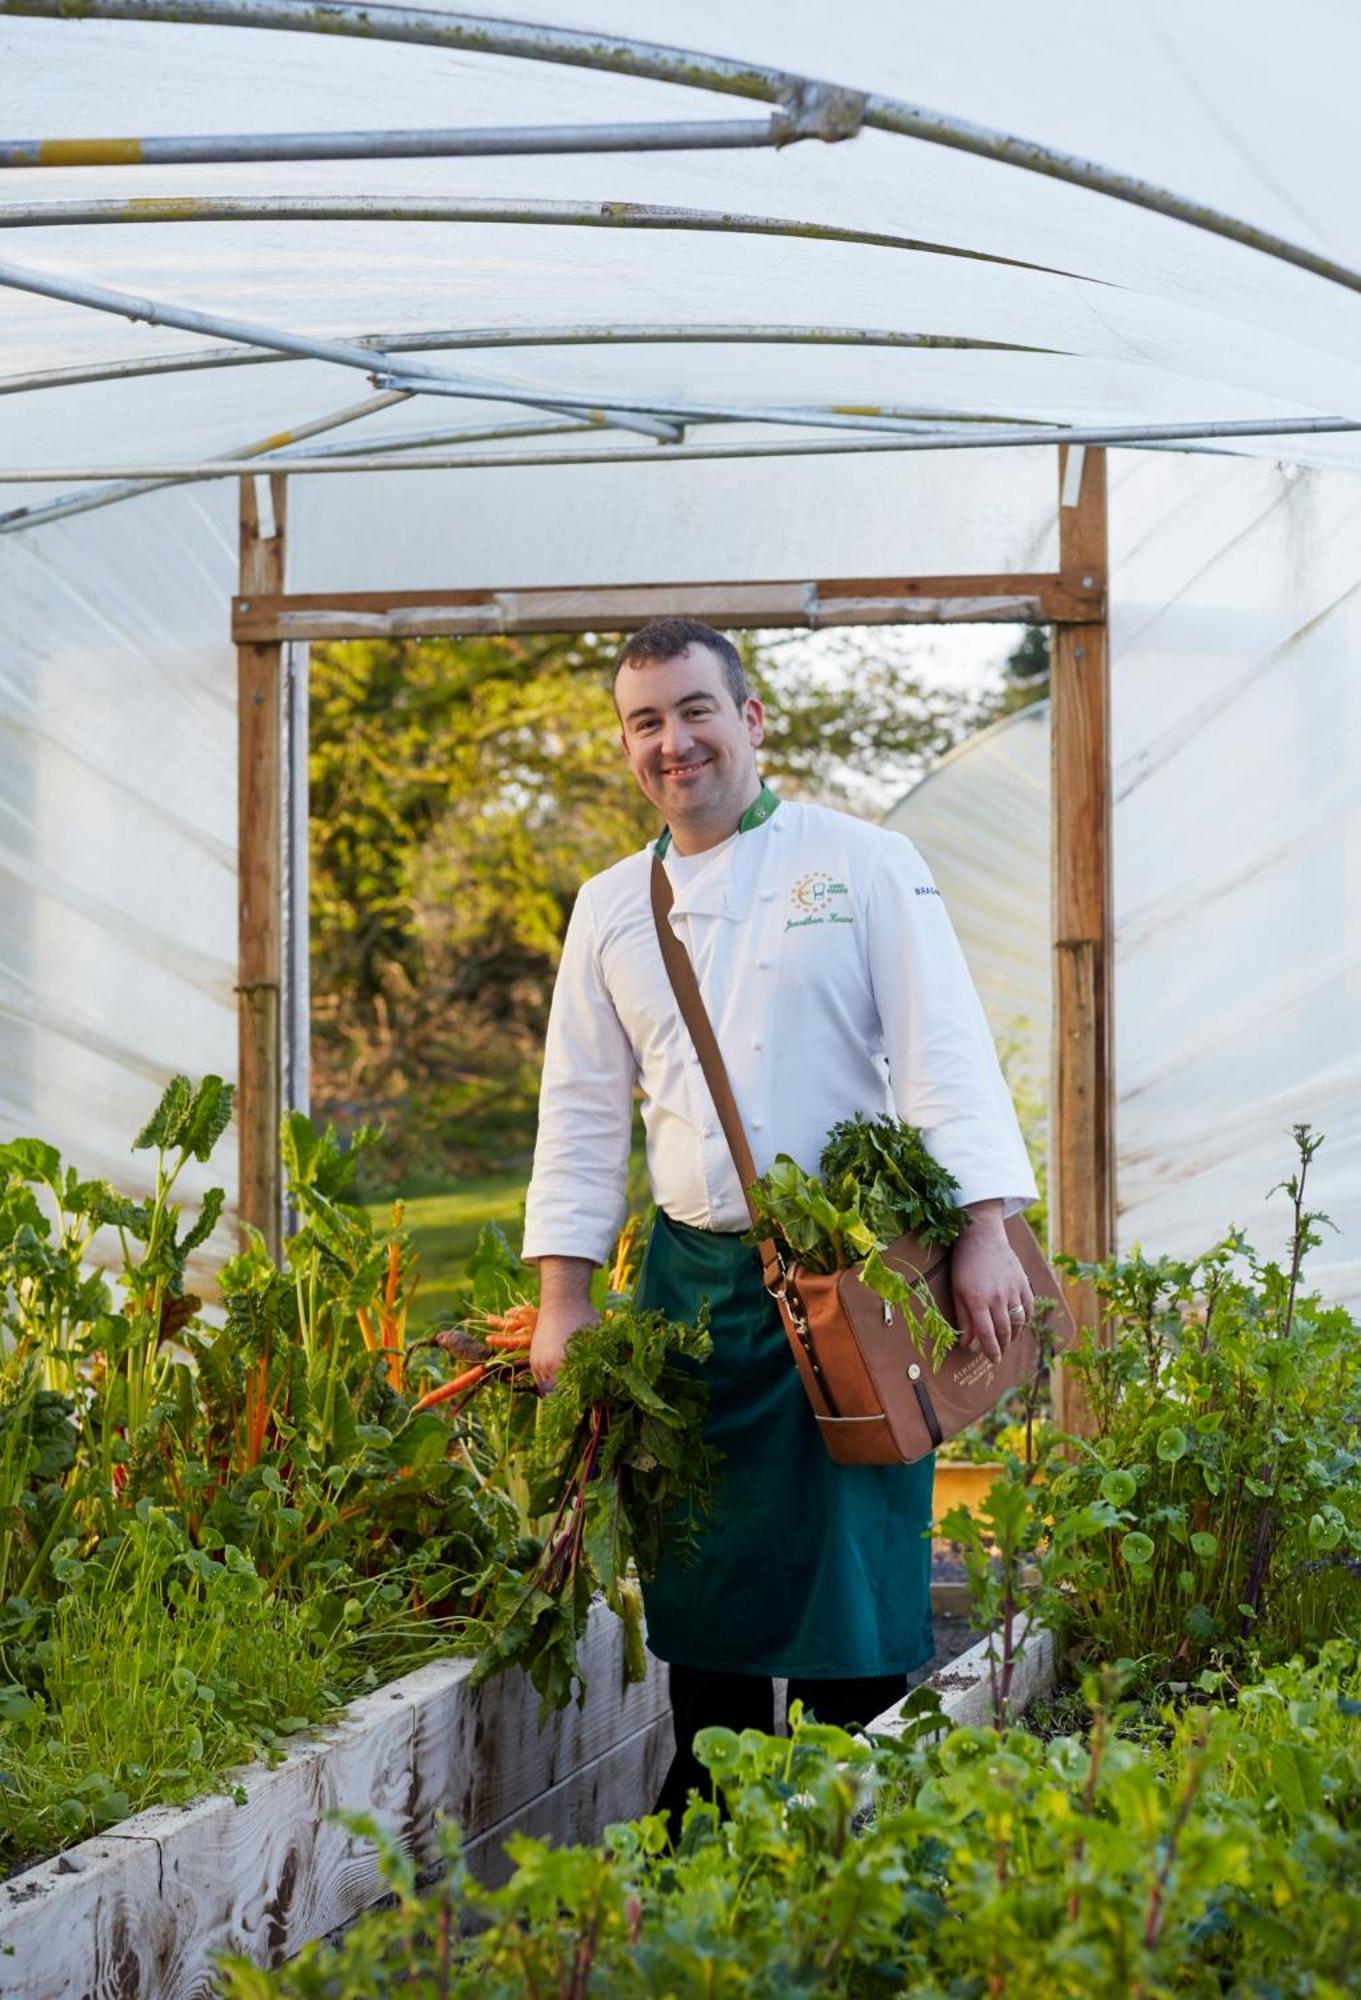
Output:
top-left (237, 474), bottom-right (288, 1252)
top-left (1050, 446), bottom-right (1113, 1436)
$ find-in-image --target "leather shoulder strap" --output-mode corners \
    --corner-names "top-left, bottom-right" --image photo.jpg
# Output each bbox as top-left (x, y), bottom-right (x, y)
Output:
top-left (649, 854), bottom-right (780, 1279)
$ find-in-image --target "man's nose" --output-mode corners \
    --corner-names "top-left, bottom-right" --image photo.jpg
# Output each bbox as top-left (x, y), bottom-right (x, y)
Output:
top-left (659, 716), bottom-right (695, 760)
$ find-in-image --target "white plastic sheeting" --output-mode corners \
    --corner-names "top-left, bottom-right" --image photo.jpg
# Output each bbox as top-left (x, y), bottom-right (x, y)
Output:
top-left (881, 702), bottom-right (1050, 1101)
top-left (1110, 452), bottom-right (1361, 1307)
top-left (879, 448), bottom-right (1361, 1308)
top-left (4, 0), bottom-right (1361, 515)
top-left (0, 3), bottom-right (1358, 1296)
top-left (287, 449), bottom-right (1057, 593)
top-left (0, 484), bottom-right (241, 1251)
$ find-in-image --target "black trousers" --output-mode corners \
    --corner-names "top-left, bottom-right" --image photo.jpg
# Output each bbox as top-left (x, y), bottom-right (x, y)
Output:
top-left (654, 1662), bottom-right (908, 1829)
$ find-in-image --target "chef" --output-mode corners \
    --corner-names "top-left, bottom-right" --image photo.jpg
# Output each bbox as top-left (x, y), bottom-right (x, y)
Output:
top-left (522, 617), bottom-right (1037, 1827)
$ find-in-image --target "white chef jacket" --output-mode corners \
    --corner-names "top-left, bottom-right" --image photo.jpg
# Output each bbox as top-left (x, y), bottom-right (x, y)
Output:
top-left (522, 794), bottom-right (1038, 1267)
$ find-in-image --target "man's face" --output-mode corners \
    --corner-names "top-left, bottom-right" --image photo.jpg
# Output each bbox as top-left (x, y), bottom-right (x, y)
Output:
top-left (615, 644), bottom-right (765, 830)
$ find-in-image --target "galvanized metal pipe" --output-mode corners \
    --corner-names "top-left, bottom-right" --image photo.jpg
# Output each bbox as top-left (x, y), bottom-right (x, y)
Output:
top-left (373, 370), bottom-right (1030, 436)
top-left (0, 254), bottom-right (679, 443)
top-left (0, 253), bottom-right (1047, 443)
top-left (5, 414), bottom-right (1357, 484)
top-left (3, 0), bottom-right (1358, 298)
top-left (0, 116), bottom-right (816, 169)
top-left (0, 324), bottom-right (1061, 401)
top-left (0, 195), bottom-right (1072, 281)
top-left (0, 415), bottom-right (592, 531)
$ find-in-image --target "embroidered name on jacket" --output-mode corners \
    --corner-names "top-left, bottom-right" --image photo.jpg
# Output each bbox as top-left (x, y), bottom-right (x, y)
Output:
top-left (785, 871), bottom-right (854, 932)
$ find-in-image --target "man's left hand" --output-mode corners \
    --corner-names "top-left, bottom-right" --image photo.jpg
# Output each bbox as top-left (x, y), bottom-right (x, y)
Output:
top-left (949, 1199), bottom-right (1033, 1362)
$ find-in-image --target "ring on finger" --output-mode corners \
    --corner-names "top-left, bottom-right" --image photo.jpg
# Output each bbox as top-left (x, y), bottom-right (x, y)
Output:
top-left (1007, 1304), bottom-right (1026, 1323)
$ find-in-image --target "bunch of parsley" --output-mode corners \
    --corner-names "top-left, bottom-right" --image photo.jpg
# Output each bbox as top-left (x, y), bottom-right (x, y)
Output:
top-left (747, 1114), bottom-right (967, 1365)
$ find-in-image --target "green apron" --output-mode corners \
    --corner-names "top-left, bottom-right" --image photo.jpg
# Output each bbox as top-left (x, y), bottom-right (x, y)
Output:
top-left (637, 1208), bottom-right (935, 1679)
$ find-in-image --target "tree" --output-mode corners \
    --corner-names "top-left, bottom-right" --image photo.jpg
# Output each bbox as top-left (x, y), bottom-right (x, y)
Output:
top-left (996, 625), bottom-right (1050, 713)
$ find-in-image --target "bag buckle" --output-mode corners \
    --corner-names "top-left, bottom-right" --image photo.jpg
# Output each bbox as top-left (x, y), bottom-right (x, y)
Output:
top-left (766, 1249), bottom-right (841, 1417)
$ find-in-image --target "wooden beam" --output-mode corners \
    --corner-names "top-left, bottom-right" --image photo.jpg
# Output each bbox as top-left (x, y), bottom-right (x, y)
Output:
top-left (1050, 445), bottom-right (1113, 1437)
top-left (231, 571), bottom-right (1103, 644)
top-left (237, 474), bottom-right (287, 1252)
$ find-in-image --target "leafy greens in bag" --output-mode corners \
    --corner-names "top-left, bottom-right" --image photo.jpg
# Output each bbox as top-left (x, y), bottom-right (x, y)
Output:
top-left (746, 1114), bottom-right (967, 1367)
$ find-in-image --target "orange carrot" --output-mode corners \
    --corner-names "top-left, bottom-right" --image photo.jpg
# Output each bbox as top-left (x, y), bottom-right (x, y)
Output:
top-left (485, 1331), bottom-right (534, 1351)
top-left (412, 1364), bottom-right (486, 1414)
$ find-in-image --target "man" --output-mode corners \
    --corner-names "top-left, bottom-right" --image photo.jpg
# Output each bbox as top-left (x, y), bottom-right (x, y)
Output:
top-left (522, 617), bottom-right (1037, 1824)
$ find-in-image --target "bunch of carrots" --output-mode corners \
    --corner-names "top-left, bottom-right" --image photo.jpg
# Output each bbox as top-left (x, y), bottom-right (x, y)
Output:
top-left (412, 1300), bottom-right (539, 1415)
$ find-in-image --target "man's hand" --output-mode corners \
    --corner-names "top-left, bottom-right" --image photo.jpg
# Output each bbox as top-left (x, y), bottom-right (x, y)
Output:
top-left (949, 1200), bottom-right (1033, 1363)
top-left (530, 1255), bottom-right (600, 1393)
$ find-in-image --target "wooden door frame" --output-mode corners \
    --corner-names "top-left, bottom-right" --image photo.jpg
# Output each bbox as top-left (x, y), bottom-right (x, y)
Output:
top-left (234, 449), bottom-right (1113, 1416)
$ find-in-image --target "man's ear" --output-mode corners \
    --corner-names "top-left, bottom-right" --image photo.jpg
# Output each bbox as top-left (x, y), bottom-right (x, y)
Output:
top-left (745, 695), bottom-right (766, 747)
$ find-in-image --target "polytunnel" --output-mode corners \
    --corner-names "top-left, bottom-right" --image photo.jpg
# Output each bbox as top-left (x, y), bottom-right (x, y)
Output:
top-left (1, 0), bottom-right (1359, 1319)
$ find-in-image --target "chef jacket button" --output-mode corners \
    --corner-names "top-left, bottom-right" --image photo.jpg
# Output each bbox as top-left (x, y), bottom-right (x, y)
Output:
top-left (760, 889), bottom-right (776, 902)
top-left (752, 1038), bottom-right (763, 1051)
top-left (751, 1119), bottom-right (763, 1131)
top-left (757, 957), bottom-right (772, 970)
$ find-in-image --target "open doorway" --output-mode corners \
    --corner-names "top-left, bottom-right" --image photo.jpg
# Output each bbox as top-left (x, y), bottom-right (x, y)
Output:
top-left (303, 621), bottom-right (1049, 1329)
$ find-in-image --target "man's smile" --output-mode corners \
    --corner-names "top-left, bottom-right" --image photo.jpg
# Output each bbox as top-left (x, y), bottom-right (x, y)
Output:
top-left (661, 757), bottom-right (712, 780)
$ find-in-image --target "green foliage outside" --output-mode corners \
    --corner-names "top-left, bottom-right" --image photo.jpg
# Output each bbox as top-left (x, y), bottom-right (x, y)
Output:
top-left (0, 1081), bottom-right (709, 1867)
top-left (229, 1127), bottom-right (1361, 1995)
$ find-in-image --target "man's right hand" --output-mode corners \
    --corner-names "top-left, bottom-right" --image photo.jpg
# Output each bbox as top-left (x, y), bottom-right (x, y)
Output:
top-left (530, 1301), bottom-right (599, 1393)
top-left (530, 1255), bottom-right (600, 1393)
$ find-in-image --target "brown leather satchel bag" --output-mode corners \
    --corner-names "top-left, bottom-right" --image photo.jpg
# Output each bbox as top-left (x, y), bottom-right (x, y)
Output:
top-left (651, 853), bottom-right (1073, 1466)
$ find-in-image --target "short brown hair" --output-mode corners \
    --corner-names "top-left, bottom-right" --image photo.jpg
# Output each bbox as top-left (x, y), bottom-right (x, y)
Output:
top-left (614, 617), bottom-right (749, 711)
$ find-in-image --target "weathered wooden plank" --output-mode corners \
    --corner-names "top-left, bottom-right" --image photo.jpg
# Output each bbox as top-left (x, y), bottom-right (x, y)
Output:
top-left (1051, 444), bottom-right (1112, 1436)
top-left (0, 1603), bottom-right (666, 2000)
top-left (237, 472), bottom-right (286, 1253)
top-left (814, 592), bottom-right (1049, 626)
top-left (460, 1713), bottom-right (675, 1888)
top-left (0, 1834), bottom-right (163, 2000)
top-left (407, 1606), bottom-right (669, 1857)
top-left (230, 571), bottom-right (1101, 643)
top-left (867, 1617), bottom-right (1056, 1738)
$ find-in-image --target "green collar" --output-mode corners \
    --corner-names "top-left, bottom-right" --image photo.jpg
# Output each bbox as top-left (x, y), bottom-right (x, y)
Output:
top-left (654, 783), bottom-right (780, 859)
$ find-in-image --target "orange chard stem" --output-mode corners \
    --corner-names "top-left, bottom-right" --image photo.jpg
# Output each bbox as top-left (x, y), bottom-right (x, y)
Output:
top-left (356, 1305), bottom-right (380, 1353)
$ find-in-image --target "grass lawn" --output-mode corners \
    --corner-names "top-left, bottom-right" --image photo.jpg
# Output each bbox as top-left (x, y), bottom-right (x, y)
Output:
top-left (366, 1164), bottom-right (530, 1331)
top-left (369, 1129), bottom-right (649, 1331)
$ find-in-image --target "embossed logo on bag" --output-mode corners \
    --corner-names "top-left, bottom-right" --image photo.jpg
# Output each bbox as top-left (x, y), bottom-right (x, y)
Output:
top-left (786, 871), bottom-right (854, 933)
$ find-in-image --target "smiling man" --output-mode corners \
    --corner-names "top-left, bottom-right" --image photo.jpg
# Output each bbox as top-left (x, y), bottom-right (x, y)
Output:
top-left (522, 617), bottom-right (1037, 1826)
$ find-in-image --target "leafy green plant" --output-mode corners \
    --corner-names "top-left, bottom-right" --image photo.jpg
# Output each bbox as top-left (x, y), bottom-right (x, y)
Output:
top-left (1039, 1125), bottom-right (1361, 1681)
top-left (0, 1506), bottom-right (346, 1856)
top-left (0, 1081), bottom-right (724, 1867)
top-left (940, 1469), bottom-right (1046, 1728)
top-left (221, 1644), bottom-right (1361, 2000)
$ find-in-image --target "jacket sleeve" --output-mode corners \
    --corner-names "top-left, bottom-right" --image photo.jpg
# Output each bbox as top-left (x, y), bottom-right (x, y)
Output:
top-left (521, 882), bottom-right (637, 1266)
top-left (864, 833), bottom-right (1039, 1216)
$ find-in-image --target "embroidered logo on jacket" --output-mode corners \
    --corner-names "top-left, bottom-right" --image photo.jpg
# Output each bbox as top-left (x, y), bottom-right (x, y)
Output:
top-left (786, 871), bottom-right (854, 932)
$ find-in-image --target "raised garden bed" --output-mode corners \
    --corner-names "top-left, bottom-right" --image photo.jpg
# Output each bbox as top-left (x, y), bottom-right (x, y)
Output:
top-left (0, 1607), bottom-right (1029, 1997)
top-left (0, 1601), bottom-right (670, 1999)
